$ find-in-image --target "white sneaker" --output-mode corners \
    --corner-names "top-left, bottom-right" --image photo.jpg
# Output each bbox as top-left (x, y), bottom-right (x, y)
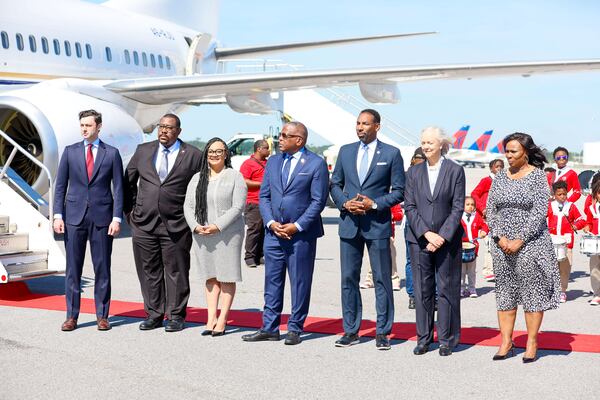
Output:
top-left (590, 297), bottom-right (600, 306)
top-left (469, 289), bottom-right (478, 298)
top-left (559, 292), bottom-right (567, 303)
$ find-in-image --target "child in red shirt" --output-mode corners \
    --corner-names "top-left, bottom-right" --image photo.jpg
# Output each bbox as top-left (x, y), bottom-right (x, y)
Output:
top-left (547, 180), bottom-right (586, 302)
top-left (582, 176), bottom-right (600, 306)
top-left (460, 197), bottom-right (488, 298)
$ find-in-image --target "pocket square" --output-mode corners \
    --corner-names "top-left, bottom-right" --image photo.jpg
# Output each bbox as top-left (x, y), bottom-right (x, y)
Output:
top-left (298, 172), bottom-right (310, 175)
top-left (376, 162), bottom-right (388, 166)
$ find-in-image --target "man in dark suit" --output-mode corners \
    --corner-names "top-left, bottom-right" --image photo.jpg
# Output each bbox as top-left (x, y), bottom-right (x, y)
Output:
top-left (404, 126), bottom-right (465, 356)
top-left (330, 109), bottom-right (405, 350)
top-left (242, 121), bottom-right (329, 345)
top-left (124, 114), bottom-right (202, 332)
top-left (54, 109), bottom-right (124, 332)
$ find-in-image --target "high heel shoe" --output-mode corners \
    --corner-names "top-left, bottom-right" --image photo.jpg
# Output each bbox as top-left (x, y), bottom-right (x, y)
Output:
top-left (202, 323), bottom-right (217, 336)
top-left (212, 325), bottom-right (227, 337)
top-left (522, 353), bottom-right (537, 363)
top-left (492, 342), bottom-right (515, 361)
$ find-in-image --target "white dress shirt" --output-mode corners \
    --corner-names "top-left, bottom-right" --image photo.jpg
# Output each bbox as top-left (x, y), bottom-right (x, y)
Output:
top-left (155, 139), bottom-right (181, 177)
top-left (356, 139), bottom-right (378, 177)
top-left (427, 157), bottom-right (444, 196)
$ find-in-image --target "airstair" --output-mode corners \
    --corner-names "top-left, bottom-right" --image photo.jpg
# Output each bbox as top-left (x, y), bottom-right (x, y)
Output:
top-left (0, 129), bottom-right (65, 284)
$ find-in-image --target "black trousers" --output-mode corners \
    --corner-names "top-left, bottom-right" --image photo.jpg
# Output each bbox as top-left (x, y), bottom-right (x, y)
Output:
top-left (244, 203), bottom-right (264, 264)
top-left (409, 241), bottom-right (462, 348)
top-left (131, 220), bottom-right (192, 320)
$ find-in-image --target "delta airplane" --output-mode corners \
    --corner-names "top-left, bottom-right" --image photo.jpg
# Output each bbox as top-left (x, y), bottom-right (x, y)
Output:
top-left (1, 0), bottom-right (600, 194)
top-left (451, 125), bottom-right (470, 149)
top-left (447, 130), bottom-right (501, 167)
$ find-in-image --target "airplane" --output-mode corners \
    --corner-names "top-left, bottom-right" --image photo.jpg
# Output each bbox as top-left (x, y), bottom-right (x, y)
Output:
top-left (489, 140), bottom-right (505, 154)
top-left (447, 130), bottom-right (502, 167)
top-left (451, 125), bottom-right (470, 149)
top-left (1, 0), bottom-right (600, 195)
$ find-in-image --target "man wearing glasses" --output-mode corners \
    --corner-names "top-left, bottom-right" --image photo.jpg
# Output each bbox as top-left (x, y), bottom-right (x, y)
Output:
top-left (124, 114), bottom-right (202, 332)
top-left (552, 146), bottom-right (581, 203)
top-left (242, 122), bottom-right (329, 345)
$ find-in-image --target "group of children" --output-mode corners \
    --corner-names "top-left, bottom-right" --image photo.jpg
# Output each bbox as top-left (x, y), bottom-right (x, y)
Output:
top-left (462, 147), bottom-right (600, 305)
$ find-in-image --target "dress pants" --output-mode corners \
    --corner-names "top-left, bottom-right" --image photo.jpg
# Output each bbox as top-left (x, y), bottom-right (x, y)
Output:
top-left (410, 241), bottom-right (462, 348)
top-left (131, 220), bottom-right (192, 320)
top-left (243, 203), bottom-right (264, 264)
top-left (341, 234), bottom-right (394, 335)
top-left (64, 209), bottom-right (112, 319)
top-left (262, 232), bottom-right (316, 333)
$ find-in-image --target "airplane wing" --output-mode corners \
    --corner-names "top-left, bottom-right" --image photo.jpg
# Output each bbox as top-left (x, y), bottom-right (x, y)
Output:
top-left (104, 59), bottom-right (600, 105)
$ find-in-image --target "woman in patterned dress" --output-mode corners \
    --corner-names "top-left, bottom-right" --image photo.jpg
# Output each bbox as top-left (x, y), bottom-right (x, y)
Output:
top-left (486, 132), bottom-right (559, 363)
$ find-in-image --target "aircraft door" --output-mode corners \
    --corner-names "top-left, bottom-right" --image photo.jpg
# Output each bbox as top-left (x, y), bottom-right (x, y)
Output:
top-left (185, 33), bottom-right (212, 75)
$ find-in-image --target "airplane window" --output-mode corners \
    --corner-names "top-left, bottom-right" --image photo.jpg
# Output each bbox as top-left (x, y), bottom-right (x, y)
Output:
top-left (166, 56), bottom-right (171, 70)
top-left (53, 39), bottom-right (60, 55)
top-left (75, 42), bottom-right (82, 58)
top-left (142, 52), bottom-right (148, 67)
top-left (64, 40), bottom-right (71, 57)
top-left (29, 35), bottom-right (37, 52)
top-left (16, 33), bottom-right (24, 51)
top-left (158, 55), bottom-right (163, 69)
top-left (85, 43), bottom-right (92, 59)
top-left (124, 49), bottom-right (130, 64)
top-left (133, 50), bottom-right (139, 66)
top-left (41, 37), bottom-right (49, 54)
top-left (105, 47), bottom-right (112, 62)
top-left (150, 53), bottom-right (156, 68)
top-left (1, 31), bottom-right (8, 49)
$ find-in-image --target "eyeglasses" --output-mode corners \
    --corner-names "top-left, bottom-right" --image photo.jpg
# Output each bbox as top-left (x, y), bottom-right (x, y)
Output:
top-left (555, 155), bottom-right (568, 161)
top-left (208, 149), bottom-right (225, 156)
top-left (279, 133), bottom-right (302, 140)
top-left (158, 124), bottom-right (178, 131)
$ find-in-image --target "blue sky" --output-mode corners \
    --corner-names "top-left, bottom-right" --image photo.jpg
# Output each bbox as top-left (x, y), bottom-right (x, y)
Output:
top-left (88, 1), bottom-right (600, 151)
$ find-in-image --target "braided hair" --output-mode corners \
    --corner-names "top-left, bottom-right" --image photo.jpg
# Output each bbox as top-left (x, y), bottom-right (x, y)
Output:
top-left (502, 132), bottom-right (547, 169)
top-left (194, 137), bottom-right (232, 224)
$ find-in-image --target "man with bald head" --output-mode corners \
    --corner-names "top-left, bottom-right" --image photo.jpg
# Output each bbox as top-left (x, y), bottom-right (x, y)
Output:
top-left (242, 122), bottom-right (329, 345)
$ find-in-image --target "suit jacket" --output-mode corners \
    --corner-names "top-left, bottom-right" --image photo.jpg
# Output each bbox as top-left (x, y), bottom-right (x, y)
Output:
top-left (259, 148), bottom-right (329, 240)
top-left (404, 158), bottom-right (465, 246)
top-left (124, 139), bottom-right (202, 234)
top-left (54, 140), bottom-right (124, 227)
top-left (330, 140), bottom-right (405, 240)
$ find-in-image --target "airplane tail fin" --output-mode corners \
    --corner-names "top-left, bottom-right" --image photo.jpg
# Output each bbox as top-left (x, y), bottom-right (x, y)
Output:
top-left (103, 0), bottom-right (220, 36)
top-left (467, 130), bottom-right (493, 151)
top-left (490, 140), bottom-right (505, 154)
top-left (451, 125), bottom-right (470, 149)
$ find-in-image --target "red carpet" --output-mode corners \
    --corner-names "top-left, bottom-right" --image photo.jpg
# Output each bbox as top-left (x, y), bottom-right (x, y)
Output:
top-left (1, 282), bottom-right (599, 353)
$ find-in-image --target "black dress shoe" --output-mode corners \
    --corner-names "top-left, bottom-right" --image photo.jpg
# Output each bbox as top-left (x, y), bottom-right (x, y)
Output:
top-left (201, 329), bottom-right (213, 336)
top-left (165, 318), bottom-right (184, 332)
top-left (439, 345), bottom-right (452, 356)
top-left (375, 334), bottom-right (391, 350)
top-left (139, 317), bottom-right (163, 331)
top-left (408, 296), bottom-right (415, 310)
top-left (492, 343), bottom-right (515, 361)
top-left (242, 330), bottom-right (280, 342)
top-left (334, 333), bottom-right (360, 347)
top-left (413, 343), bottom-right (429, 355)
top-left (284, 331), bottom-right (302, 345)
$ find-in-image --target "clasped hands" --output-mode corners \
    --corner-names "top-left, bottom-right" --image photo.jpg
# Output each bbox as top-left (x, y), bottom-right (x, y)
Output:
top-left (343, 194), bottom-right (375, 215)
top-left (424, 231), bottom-right (445, 253)
top-left (270, 221), bottom-right (298, 240)
top-left (496, 237), bottom-right (524, 255)
top-left (195, 224), bottom-right (220, 235)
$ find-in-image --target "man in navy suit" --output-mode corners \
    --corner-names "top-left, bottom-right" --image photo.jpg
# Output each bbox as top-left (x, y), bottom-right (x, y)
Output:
top-left (242, 121), bottom-right (329, 345)
top-left (330, 109), bottom-right (405, 350)
top-left (54, 109), bottom-right (124, 332)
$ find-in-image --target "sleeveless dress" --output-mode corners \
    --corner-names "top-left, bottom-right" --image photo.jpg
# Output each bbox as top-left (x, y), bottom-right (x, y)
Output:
top-left (486, 168), bottom-right (560, 312)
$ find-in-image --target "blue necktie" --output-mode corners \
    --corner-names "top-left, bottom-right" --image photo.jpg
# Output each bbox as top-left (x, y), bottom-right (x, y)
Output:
top-left (358, 144), bottom-right (369, 184)
top-left (281, 154), bottom-right (291, 187)
top-left (158, 148), bottom-right (169, 182)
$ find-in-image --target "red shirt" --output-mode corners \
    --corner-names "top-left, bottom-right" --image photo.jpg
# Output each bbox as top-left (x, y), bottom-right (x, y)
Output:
top-left (471, 175), bottom-right (493, 216)
top-left (583, 195), bottom-right (600, 235)
top-left (547, 200), bottom-right (586, 248)
top-left (553, 167), bottom-right (582, 203)
top-left (460, 212), bottom-right (489, 255)
top-left (239, 155), bottom-right (267, 204)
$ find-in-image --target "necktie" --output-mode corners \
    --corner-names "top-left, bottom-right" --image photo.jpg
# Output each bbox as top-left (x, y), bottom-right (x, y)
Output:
top-left (466, 213), bottom-right (471, 222)
top-left (158, 148), bottom-right (169, 182)
top-left (86, 143), bottom-right (94, 181)
top-left (358, 144), bottom-right (369, 184)
top-left (281, 154), bottom-right (291, 187)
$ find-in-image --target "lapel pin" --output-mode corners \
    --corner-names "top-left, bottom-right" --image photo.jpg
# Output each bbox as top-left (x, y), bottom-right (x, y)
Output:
top-left (376, 150), bottom-right (380, 154)
top-left (300, 158), bottom-right (305, 164)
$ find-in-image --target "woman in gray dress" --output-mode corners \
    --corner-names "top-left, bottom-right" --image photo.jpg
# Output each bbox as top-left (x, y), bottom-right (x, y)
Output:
top-left (184, 137), bottom-right (247, 336)
top-left (486, 132), bottom-right (559, 363)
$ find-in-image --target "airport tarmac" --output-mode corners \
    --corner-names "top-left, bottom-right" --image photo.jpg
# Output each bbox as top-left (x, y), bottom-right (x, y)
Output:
top-left (1, 168), bottom-right (599, 399)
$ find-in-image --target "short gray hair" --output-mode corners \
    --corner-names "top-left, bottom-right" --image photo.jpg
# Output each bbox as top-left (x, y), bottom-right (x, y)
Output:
top-left (421, 126), bottom-right (451, 155)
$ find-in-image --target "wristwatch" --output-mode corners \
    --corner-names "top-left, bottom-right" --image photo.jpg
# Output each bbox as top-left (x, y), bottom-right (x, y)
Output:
top-left (372, 202), bottom-right (378, 210)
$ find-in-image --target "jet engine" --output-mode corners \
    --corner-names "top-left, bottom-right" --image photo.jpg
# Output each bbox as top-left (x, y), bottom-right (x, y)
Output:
top-left (359, 81), bottom-right (400, 104)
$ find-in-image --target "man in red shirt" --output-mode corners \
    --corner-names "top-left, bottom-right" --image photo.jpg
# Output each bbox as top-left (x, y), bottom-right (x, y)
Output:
top-left (240, 140), bottom-right (270, 267)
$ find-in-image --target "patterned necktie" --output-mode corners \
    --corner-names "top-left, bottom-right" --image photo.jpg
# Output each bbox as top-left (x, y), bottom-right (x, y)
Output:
top-left (86, 143), bottom-right (94, 181)
top-left (158, 148), bottom-right (169, 182)
top-left (281, 154), bottom-right (291, 187)
top-left (358, 144), bottom-right (369, 184)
